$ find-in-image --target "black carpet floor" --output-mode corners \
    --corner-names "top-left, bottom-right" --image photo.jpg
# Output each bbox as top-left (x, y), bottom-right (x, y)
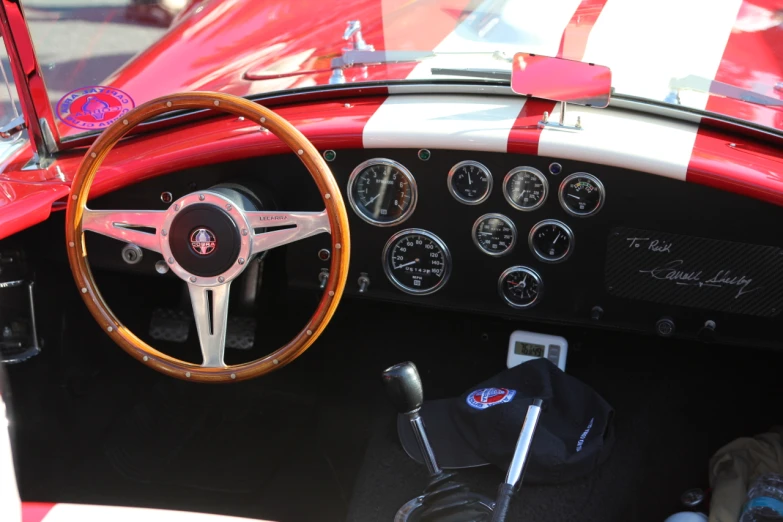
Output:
top-left (6, 269), bottom-right (783, 522)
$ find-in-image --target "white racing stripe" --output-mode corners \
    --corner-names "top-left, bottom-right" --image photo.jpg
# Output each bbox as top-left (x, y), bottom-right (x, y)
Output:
top-left (41, 504), bottom-right (273, 522)
top-left (538, 105), bottom-right (700, 181)
top-left (540, 0), bottom-right (743, 180)
top-left (405, 0), bottom-right (582, 79)
top-left (582, 0), bottom-right (743, 110)
top-left (362, 94), bottom-right (526, 152)
top-left (364, 0), bottom-right (579, 151)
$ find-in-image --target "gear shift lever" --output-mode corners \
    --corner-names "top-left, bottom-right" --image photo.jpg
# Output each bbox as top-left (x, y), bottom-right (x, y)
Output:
top-left (382, 362), bottom-right (443, 477)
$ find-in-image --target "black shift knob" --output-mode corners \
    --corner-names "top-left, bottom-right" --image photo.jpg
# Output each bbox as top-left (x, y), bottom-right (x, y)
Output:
top-left (382, 361), bottom-right (424, 414)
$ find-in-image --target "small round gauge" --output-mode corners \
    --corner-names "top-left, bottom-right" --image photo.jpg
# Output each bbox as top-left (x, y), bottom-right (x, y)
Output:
top-left (558, 172), bottom-right (604, 217)
top-left (498, 266), bottom-right (542, 309)
top-left (447, 161), bottom-right (493, 205)
top-left (348, 158), bottom-right (417, 226)
top-left (529, 219), bottom-right (574, 263)
top-left (503, 167), bottom-right (548, 211)
top-left (383, 229), bottom-right (451, 295)
top-left (472, 213), bottom-right (517, 257)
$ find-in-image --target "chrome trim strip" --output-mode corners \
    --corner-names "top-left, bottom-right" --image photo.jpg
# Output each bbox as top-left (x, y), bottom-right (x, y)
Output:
top-left (382, 229), bottom-right (451, 296)
top-left (447, 160), bottom-right (492, 205)
top-left (472, 213), bottom-right (516, 257)
top-left (347, 158), bottom-right (417, 227)
top-left (528, 219), bottom-right (574, 264)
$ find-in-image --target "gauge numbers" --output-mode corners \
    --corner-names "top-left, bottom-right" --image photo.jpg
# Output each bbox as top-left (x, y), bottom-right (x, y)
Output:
top-left (472, 214), bottom-right (517, 256)
top-left (348, 158), bottom-right (417, 226)
top-left (503, 167), bottom-right (548, 211)
top-left (529, 219), bottom-right (574, 263)
top-left (498, 266), bottom-right (542, 309)
top-left (558, 172), bottom-right (604, 217)
top-left (448, 161), bottom-right (493, 204)
top-left (383, 229), bottom-right (451, 295)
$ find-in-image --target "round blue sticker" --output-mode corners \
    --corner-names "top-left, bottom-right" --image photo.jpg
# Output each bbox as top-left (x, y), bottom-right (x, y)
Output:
top-left (56, 86), bottom-right (135, 130)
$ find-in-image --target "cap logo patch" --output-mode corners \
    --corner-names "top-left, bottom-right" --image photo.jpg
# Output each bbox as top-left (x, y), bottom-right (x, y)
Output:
top-left (466, 388), bottom-right (516, 410)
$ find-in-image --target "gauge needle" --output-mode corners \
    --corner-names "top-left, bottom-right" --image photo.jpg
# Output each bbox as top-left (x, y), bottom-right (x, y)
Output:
top-left (468, 172), bottom-right (473, 185)
top-left (521, 275), bottom-right (528, 288)
top-left (397, 259), bottom-right (418, 269)
top-left (568, 194), bottom-right (580, 200)
top-left (477, 232), bottom-right (493, 236)
top-left (366, 194), bottom-right (380, 205)
top-left (552, 232), bottom-right (562, 244)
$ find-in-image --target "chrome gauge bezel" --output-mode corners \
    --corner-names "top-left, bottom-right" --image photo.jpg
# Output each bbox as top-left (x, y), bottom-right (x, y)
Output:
top-left (472, 213), bottom-right (517, 257)
top-left (558, 172), bottom-right (605, 218)
top-left (502, 167), bottom-right (549, 212)
top-left (382, 228), bottom-right (452, 296)
top-left (347, 158), bottom-right (418, 227)
top-left (528, 219), bottom-right (574, 264)
top-left (498, 266), bottom-right (543, 309)
top-left (447, 160), bottom-right (493, 205)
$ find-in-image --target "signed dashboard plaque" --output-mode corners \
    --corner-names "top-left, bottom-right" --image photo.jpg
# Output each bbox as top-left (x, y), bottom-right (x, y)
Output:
top-left (605, 228), bottom-right (783, 317)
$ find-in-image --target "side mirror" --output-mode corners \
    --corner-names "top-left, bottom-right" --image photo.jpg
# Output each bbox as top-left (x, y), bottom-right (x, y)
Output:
top-left (511, 53), bottom-right (612, 109)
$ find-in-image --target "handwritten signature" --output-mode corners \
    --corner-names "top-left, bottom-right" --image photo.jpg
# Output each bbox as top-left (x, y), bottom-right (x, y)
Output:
top-left (626, 237), bottom-right (672, 253)
top-left (638, 259), bottom-right (761, 299)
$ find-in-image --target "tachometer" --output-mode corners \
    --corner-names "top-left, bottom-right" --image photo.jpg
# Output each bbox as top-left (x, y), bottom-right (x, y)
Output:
top-left (472, 214), bottom-right (516, 256)
top-left (529, 219), bottom-right (574, 263)
top-left (558, 172), bottom-right (604, 217)
top-left (383, 229), bottom-right (451, 295)
top-left (498, 266), bottom-right (542, 309)
top-left (447, 160), bottom-right (492, 204)
top-left (503, 167), bottom-right (548, 211)
top-left (348, 159), bottom-right (417, 226)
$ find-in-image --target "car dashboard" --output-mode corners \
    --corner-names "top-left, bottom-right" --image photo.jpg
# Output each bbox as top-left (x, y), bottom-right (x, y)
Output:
top-left (84, 146), bottom-right (783, 351)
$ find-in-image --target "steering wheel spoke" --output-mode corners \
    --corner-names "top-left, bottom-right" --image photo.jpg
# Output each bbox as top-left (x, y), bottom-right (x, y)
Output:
top-left (66, 92), bottom-right (349, 382)
top-left (248, 210), bottom-right (330, 253)
top-left (188, 282), bottom-right (231, 368)
top-left (82, 208), bottom-right (165, 253)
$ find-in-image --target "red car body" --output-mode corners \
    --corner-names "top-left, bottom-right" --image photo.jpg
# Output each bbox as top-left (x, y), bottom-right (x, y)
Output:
top-left (0, 0), bottom-right (781, 239)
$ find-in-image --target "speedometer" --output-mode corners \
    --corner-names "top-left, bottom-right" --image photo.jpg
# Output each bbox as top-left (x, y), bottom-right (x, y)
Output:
top-left (382, 229), bottom-right (451, 295)
top-left (348, 158), bottom-right (417, 226)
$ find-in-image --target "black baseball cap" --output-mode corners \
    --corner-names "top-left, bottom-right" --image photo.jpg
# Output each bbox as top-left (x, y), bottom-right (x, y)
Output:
top-left (397, 358), bottom-right (614, 484)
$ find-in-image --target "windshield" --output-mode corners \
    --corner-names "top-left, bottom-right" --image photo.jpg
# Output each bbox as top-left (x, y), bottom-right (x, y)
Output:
top-left (20, 0), bottom-right (783, 140)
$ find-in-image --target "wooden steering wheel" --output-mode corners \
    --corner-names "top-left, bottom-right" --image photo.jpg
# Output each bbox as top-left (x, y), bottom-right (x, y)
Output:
top-left (65, 92), bottom-right (350, 383)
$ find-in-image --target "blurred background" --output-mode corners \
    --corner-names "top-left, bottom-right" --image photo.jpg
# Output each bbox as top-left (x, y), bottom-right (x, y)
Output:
top-left (0, 0), bottom-right (183, 129)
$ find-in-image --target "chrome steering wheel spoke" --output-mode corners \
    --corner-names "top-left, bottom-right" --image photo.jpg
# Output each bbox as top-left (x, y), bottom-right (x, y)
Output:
top-left (247, 210), bottom-right (331, 253)
top-left (188, 281), bottom-right (231, 368)
top-left (82, 208), bottom-right (165, 253)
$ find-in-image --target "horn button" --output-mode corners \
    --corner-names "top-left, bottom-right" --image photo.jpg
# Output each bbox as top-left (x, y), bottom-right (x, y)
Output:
top-left (168, 204), bottom-right (241, 277)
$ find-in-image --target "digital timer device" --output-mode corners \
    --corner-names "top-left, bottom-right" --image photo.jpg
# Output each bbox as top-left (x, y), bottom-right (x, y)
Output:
top-left (507, 330), bottom-right (568, 371)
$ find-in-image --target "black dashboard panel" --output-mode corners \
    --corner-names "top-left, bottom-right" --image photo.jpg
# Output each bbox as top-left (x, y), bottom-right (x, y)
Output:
top-left (86, 149), bottom-right (783, 349)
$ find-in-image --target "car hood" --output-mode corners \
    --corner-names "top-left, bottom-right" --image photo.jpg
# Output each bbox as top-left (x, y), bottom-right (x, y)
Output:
top-left (49, 0), bottom-right (783, 139)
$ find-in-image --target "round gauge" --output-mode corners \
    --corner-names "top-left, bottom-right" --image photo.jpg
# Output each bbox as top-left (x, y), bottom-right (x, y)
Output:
top-left (383, 229), bottom-right (452, 295)
top-left (447, 161), bottom-right (493, 205)
top-left (503, 167), bottom-right (548, 211)
top-left (472, 213), bottom-right (517, 257)
top-left (529, 219), bottom-right (574, 263)
top-left (348, 158), bottom-right (417, 226)
top-left (498, 266), bottom-right (542, 309)
top-left (558, 172), bottom-right (604, 217)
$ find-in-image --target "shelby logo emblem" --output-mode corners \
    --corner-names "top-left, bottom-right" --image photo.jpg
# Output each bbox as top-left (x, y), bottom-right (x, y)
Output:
top-left (190, 228), bottom-right (217, 256)
top-left (466, 388), bottom-right (516, 410)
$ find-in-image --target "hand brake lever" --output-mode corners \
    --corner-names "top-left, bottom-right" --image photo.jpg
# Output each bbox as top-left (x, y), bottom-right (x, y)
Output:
top-left (490, 398), bottom-right (544, 522)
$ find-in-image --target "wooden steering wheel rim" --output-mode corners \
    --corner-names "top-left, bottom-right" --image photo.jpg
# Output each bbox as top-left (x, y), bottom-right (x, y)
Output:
top-left (64, 92), bottom-right (350, 383)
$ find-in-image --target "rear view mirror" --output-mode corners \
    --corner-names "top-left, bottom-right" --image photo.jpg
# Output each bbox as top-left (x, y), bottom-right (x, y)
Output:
top-left (511, 53), bottom-right (612, 108)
